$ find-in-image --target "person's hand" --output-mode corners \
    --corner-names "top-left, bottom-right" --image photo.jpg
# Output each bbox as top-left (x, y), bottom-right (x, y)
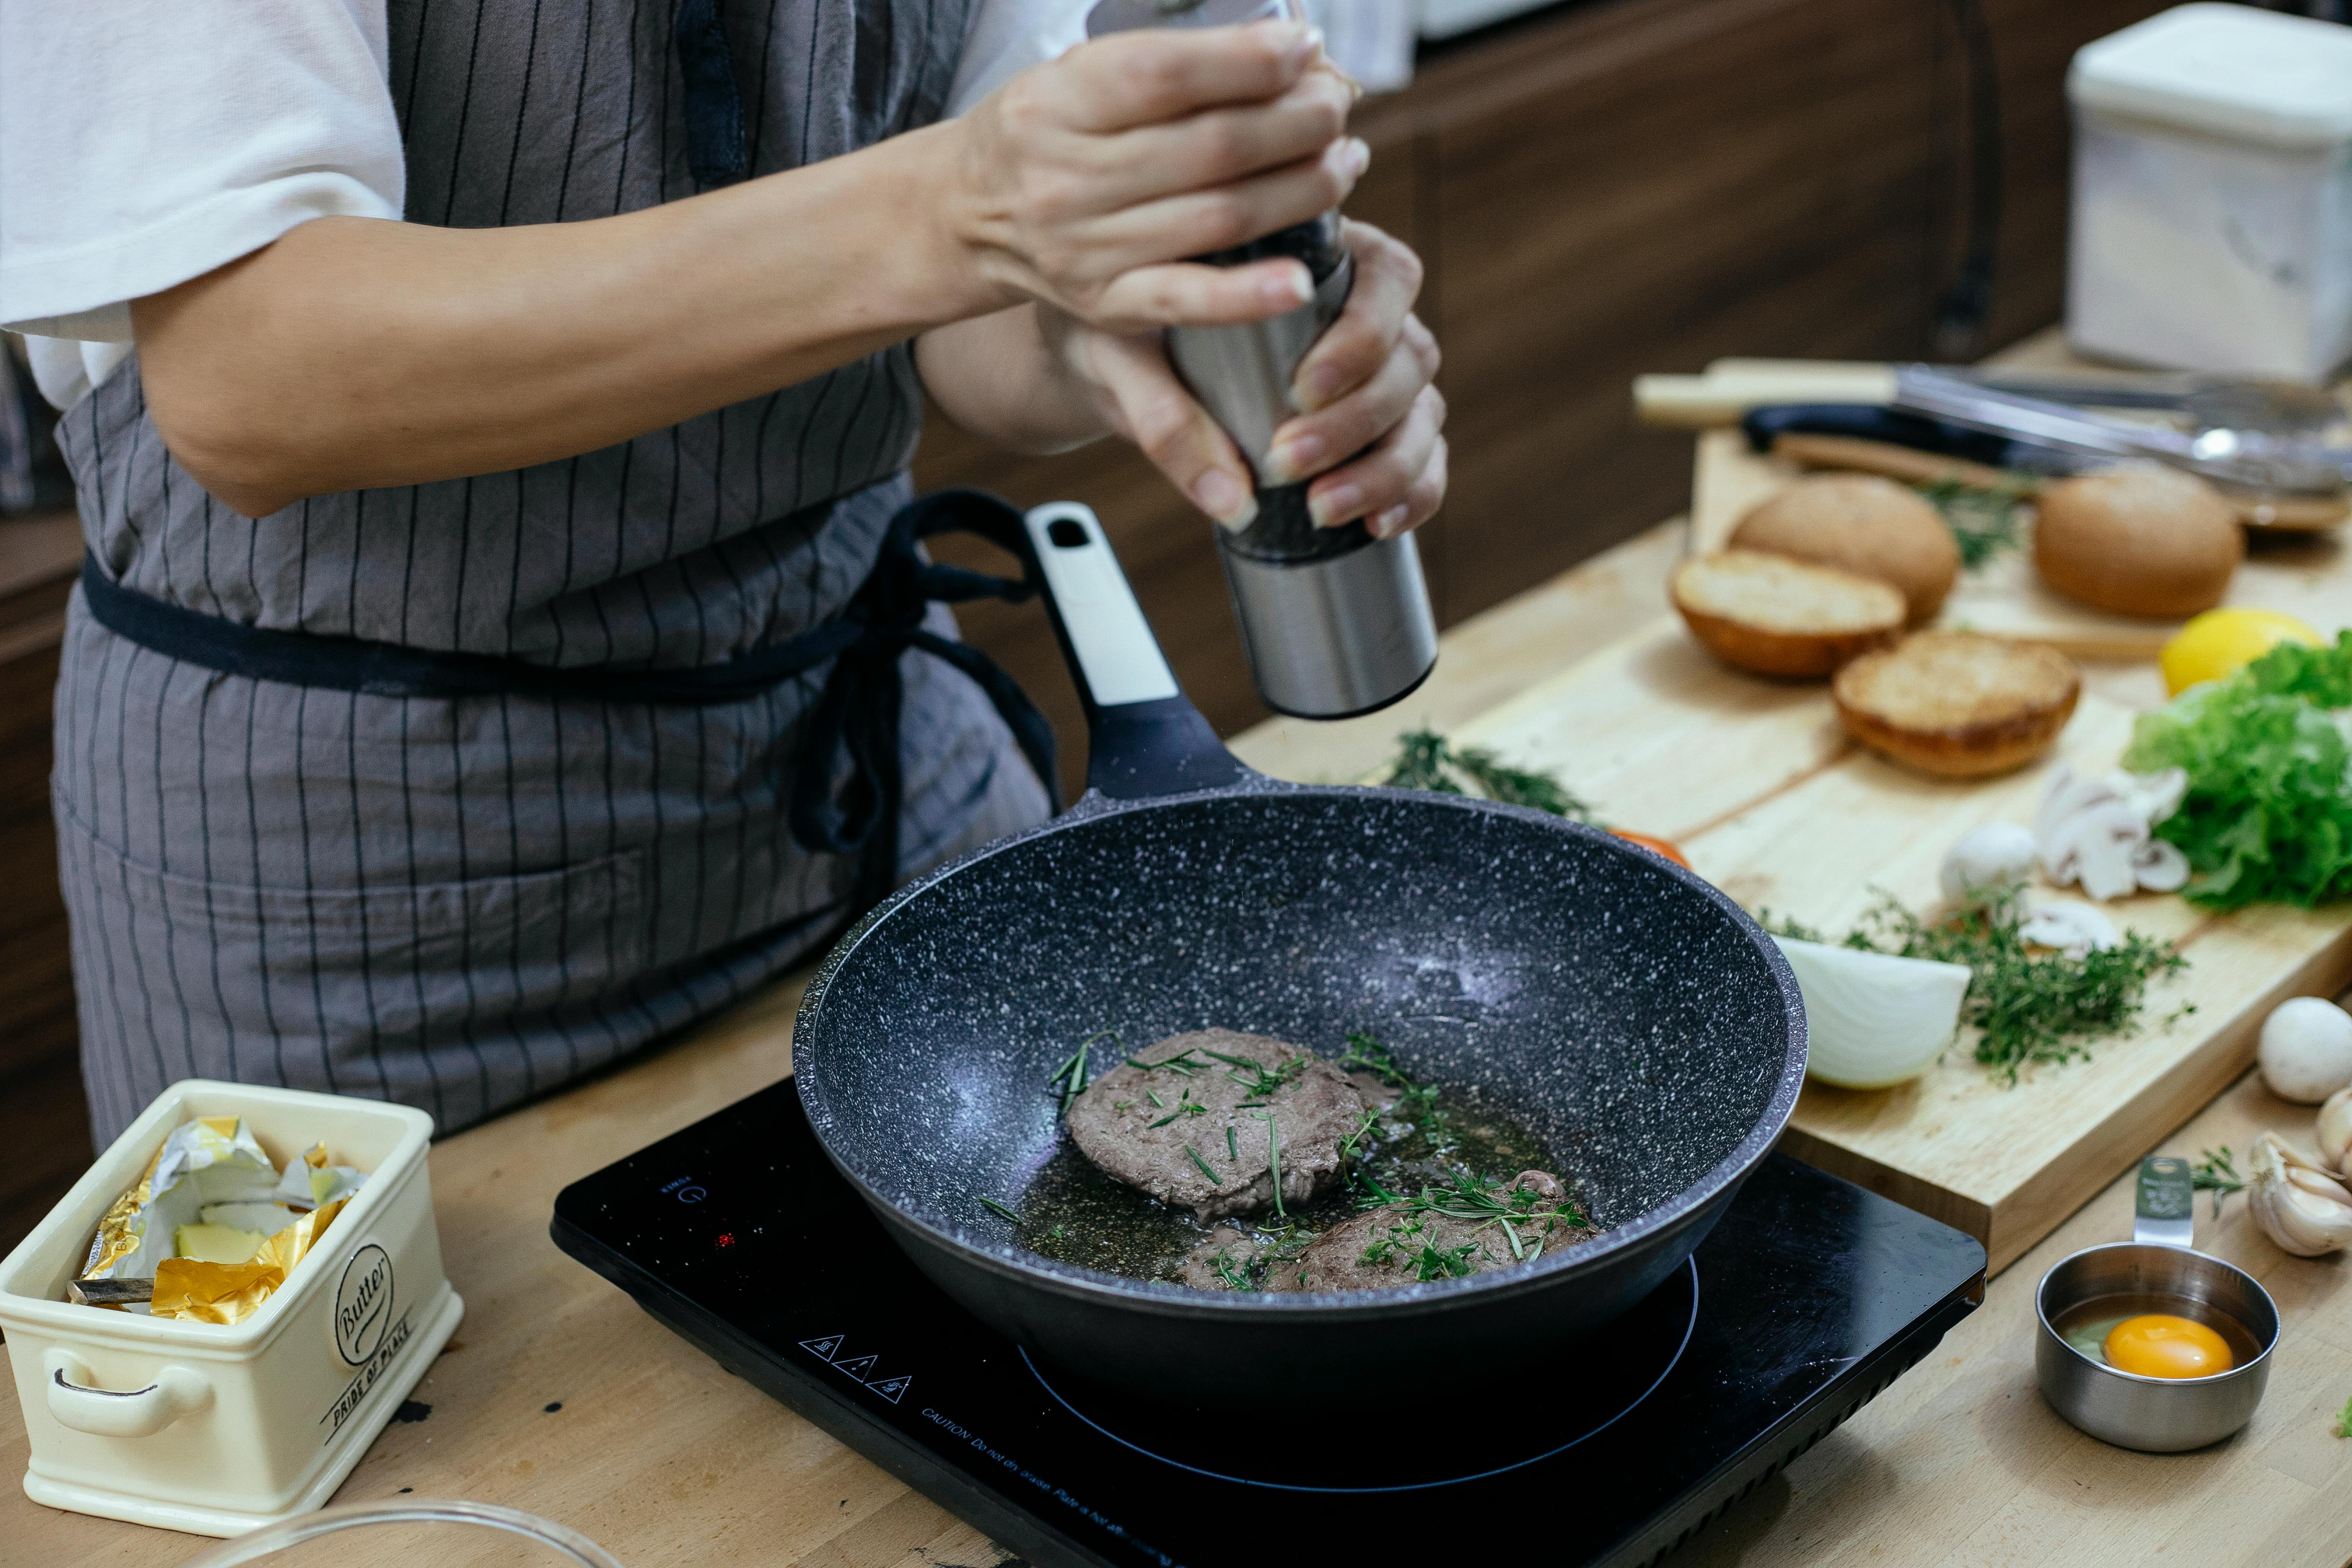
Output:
top-left (946, 21), bottom-right (1365, 334)
top-left (1043, 221), bottom-right (1444, 537)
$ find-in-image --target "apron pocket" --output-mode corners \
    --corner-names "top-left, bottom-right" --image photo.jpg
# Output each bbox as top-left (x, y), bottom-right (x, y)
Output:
top-left (59, 807), bottom-right (649, 1120)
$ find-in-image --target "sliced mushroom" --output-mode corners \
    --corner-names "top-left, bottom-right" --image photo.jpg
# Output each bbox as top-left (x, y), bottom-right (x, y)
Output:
top-left (2018, 898), bottom-right (2120, 957)
top-left (2131, 838), bottom-right (2190, 892)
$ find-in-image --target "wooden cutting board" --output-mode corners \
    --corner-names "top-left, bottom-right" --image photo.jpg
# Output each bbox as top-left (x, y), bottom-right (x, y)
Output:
top-left (1445, 616), bottom-right (2352, 1273)
top-left (1689, 429), bottom-right (2352, 660)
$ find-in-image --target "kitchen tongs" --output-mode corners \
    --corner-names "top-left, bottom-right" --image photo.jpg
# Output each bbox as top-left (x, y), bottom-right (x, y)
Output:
top-left (1892, 367), bottom-right (2352, 500)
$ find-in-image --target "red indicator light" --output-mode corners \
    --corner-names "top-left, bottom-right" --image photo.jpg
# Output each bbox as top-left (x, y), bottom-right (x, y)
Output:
top-left (714, 1232), bottom-right (736, 1248)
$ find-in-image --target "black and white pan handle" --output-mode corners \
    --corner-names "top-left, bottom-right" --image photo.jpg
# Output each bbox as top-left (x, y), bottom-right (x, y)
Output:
top-left (1020, 503), bottom-right (1252, 803)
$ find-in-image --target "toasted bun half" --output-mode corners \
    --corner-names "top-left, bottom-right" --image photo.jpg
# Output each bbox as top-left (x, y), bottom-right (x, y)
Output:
top-left (2033, 466), bottom-right (2242, 619)
top-left (1730, 474), bottom-right (1960, 624)
top-left (1670, 550), bottom-right (1904, 678)
top-left (1833, 631), bottom-right (2080, 777)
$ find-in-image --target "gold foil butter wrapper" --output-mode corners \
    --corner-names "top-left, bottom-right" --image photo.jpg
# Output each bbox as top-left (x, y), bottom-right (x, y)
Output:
top-left (74, 1118), bottom-right (369, 1322)
top-left (83, 1116), bottom-right (278, 1283)
top-left (150, 1198), bottom-right (350, 1324)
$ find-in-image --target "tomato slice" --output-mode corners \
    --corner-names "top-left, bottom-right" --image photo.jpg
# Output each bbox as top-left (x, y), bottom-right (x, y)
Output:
top-left (1608, 828), bottom-right (1692, 868)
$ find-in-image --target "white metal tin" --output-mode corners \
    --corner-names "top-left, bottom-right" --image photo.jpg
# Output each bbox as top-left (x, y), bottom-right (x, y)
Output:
top-left (0, 1080), bottom-right (462, 1536)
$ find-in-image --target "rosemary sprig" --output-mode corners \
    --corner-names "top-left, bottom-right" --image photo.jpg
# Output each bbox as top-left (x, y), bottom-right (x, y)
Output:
top-left (2192, 1146), bottom-right (2246, 1218)
top-left (1252, 1110), bottom-right (1284, 1217)
top-left (1200, 1048), bottom-right (1307, 1099)
top-left (1226, 1125), bottom-right (1239, 1162)
top-left (1185, 1145), bottom-right (1221, 1186)
top-left (2335, 1394), bottom-right (2352, 1440)
top-left (1210, 1250), bottom-right (1254, 1292)
top-left (1148, 1090), bottom-right (1207, 1128)
top-left (1385, 729), bottom-right (1595, 821)
top-left (1045, 1029), bottom-right (1117, 1118)
top-left (1145, 1088), bottom-right (1165, 1109)
top-left (1913, 475), bottom-right (2032, 569)
top-left (1126, 1048), bottom-right (1204, 1078)
top-left (1361, 1169), bottom-right (1588, 1231)
top-left (979, 1197), bottom-right (1023, 1225)
top-left (1337, 1029), bottom-right (1413, 1086)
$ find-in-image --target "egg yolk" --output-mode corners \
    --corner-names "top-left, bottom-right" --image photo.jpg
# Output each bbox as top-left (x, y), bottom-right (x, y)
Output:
top-left (2102, 1314), bottom-right (2233, 1379)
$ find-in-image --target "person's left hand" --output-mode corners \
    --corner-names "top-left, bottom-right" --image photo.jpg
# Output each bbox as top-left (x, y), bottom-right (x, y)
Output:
top-left (1046, 220), bottom-right (1444, 537)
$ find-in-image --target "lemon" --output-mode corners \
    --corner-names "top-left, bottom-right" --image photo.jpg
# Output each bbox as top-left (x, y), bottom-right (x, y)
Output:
top-left (2160, 608), bottom-right (2323, 696)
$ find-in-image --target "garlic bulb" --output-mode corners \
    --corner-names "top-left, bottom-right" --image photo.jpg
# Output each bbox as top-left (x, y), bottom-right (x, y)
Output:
top-left (2258, 995), bottom-right (2352, 1104)
top-left (1939, 823), bottom-right (2037, 906)
top-left (2016, 897), bottom-right (2119, 958)
top-left (2033, 765), bottom-right (2193, 901)
top-left (1772, 937), bottom-right (1972, 1090)
top-left (2248, 1130), bottom-right (2352, 1256)
top-left (2318, 1084), bottom-right (2352, 1176)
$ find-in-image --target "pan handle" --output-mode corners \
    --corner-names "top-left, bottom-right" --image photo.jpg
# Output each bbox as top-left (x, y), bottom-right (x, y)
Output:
top-left (1021, 503), bottom-right (1251, 801)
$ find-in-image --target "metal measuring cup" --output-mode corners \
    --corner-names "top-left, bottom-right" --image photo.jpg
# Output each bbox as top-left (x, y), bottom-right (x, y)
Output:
top-left (2034, 1156), bottom-right (2280, 1452)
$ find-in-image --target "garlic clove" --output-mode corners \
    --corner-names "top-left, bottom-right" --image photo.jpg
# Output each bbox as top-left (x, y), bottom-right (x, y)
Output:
top-left (2131, 838), bottom-right (2190, 893)
top-left (2316, 1084), bottom-right (2352, 1176)
top-left (2249, 1131), bottom-right (2352, 1257)
top-left (1939, 822), bottom-right (2037, 907)
top-left (2017, 898), bottom-right (2120, 957)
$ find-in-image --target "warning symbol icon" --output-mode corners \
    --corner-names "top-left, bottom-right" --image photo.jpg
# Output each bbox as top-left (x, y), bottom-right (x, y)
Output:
top-left (865, 1375), bottom-right (911, 1404)
top-left (797, 1335), bottom-right (845, 1361)
top-left (830, 1354), bottom-right (879, 1379)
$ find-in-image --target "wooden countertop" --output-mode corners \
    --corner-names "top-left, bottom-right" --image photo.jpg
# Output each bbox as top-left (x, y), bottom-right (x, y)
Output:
top-left (9, 426), bottom-right (2352, 1568)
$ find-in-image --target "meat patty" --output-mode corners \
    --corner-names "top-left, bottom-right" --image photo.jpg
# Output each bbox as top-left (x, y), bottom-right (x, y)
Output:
top-left (1293, 1169), bottom-right (1597, 1292)
top-left (1066, 1029), bottom-right (1367, 1221)
top-left (1175, 1223), bottom-right (1318, 1292)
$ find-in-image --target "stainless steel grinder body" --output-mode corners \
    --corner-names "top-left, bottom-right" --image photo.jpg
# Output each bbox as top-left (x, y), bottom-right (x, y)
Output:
top-left (1086, 0), bottom-right (1440, 719)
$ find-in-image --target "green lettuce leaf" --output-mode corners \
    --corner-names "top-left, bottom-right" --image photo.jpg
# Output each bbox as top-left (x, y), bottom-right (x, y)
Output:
top-left (2122, 630), bottom-right (2352, 909)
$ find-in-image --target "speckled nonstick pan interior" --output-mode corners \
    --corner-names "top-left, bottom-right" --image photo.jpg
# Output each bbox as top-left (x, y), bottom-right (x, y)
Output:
top-left (793, 503), bottom-right (1807, 1404)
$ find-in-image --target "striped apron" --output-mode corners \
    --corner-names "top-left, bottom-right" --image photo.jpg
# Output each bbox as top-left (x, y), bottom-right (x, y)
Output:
top-left (51, 0), bottom-right (1053, 1146)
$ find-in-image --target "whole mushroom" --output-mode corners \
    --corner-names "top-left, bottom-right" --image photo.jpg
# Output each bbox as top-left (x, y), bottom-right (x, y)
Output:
top-left (2258, 995), bottom-right (2352, 1104)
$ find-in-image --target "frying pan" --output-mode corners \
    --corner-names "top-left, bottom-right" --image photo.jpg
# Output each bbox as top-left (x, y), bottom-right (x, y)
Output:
top-left (792, 502), bottom-right (1807, 1403)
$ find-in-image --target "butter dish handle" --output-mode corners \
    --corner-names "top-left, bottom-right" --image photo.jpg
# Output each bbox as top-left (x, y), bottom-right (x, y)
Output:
top-left (44, 1348), bottom-right (212, 1438)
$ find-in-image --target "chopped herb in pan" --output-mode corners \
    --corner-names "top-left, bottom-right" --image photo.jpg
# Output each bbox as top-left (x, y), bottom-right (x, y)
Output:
top-left (1145, 1088), bottom-right (1165, 1109)
top-left (979, 1197), bottom-right (1023, 1225)
top-left (1252, 1110), bottom-right (1284, 1217)
top-left (1226, 1125), bottom-right (1239, 1162)
top-left (1185, 1145), bottom-right (1221, 1185)
top-left (1201, 1049), bottom-right (1307, 1099)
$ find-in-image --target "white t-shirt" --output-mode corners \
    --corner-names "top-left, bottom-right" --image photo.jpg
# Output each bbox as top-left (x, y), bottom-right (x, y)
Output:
top-left (0, 0), bottom-right (1087, 410)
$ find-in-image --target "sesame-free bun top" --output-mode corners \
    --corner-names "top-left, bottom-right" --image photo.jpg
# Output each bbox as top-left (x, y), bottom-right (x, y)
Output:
top-left (1833, 631), bottom-right (2080, 777)
top-left (2033, 466), bottom-right (2242, 620)
top-left (1731, 474), bottom-right (1960, 624)
top-left (1669, 550), bottom-right (1905, 679)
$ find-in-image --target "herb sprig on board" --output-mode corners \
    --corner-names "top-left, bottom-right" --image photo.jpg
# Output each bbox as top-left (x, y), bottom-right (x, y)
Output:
top-left (1386, 730), bottom-right (1594, 820)
top-left (1913, 475), bottom-right (2032, 568)
top-left (1762, 884), bottom-right (2187, 1083)
top-left (2192, 1146), bottom-right (2246, 1218)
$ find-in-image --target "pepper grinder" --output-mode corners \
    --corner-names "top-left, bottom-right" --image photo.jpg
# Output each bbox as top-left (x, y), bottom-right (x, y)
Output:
top-left (1086, 0), bottom-right (1439, 720)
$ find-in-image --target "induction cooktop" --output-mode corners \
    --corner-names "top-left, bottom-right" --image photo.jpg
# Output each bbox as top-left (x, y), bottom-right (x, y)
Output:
top-left (553, 1083), bottom-right (1985, 1568)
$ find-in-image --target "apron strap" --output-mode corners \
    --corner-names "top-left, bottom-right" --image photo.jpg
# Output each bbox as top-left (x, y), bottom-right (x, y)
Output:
top-left (787, 489), bottom-right (1063, 916)
top-left (80, 489), bottom-right (1064, 922)
top-left (674, 0), bottom-right (750, 187)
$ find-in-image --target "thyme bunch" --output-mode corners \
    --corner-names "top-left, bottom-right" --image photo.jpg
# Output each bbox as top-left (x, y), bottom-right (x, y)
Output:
top-left (1914, 475), bottom-right (2032, 568)
top-left (1386, 730), bottom-right (1593, 820)
top-left (1763, 884), bottom-right (2187, 1083)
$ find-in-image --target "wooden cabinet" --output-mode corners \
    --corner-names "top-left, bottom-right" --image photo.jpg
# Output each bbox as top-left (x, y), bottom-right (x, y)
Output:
top-left (915, 0), bottom-right (2171, 781)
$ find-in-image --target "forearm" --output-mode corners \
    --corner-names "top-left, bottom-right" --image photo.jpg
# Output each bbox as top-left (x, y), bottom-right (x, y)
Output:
top-left (915, 305), bottom-right (1111, 457)
top-left (133, 122), bottom-right (998, 517)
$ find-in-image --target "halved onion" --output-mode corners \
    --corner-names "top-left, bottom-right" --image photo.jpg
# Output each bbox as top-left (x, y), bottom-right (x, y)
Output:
top-left (1773, 936), bottom-right (1973, 1090)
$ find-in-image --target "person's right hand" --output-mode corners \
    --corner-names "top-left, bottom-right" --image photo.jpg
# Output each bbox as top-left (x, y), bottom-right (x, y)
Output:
top-left (945, 19), bottom-right (1365, 336)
